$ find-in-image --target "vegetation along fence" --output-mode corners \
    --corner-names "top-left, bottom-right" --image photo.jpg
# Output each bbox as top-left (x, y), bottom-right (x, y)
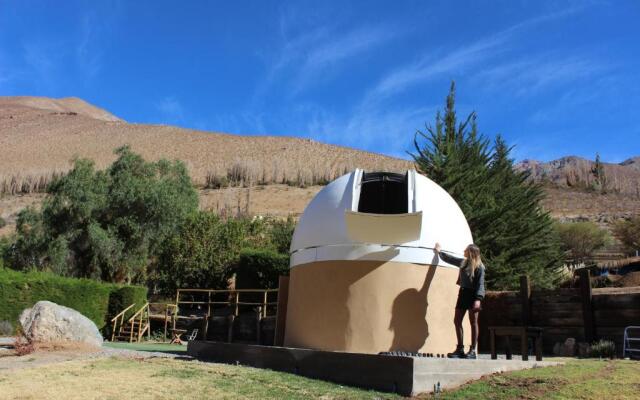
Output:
top-left (479, 271), bottom-right (640, 355)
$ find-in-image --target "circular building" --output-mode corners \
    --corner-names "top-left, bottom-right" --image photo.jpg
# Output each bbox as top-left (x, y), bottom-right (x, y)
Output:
top-left (284, 169), bottom-right (473, 354)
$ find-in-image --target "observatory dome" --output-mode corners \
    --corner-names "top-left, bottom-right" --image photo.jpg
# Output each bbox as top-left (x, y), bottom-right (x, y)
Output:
top-left (290, 169), bottom-right (473, 268)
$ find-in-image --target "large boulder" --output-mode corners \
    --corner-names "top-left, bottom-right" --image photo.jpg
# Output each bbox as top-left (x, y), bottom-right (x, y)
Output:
top-left (19, 301), bottom-right (103, 347)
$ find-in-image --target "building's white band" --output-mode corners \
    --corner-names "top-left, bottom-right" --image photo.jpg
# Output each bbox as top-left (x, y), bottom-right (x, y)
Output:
top-left (290, 244), bottom-right (462, 269)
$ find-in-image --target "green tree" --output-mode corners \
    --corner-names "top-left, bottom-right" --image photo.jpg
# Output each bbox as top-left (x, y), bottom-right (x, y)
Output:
top-left (591, 153), bottom-right (607, 193)
top-left (155, 212), bottom-right (249, 295)
top-left (412, 82), bottom-right (563, 289)
top-left (267, 216), bottom-right (296, 254)
top-left (555, 221), bottom-right (611, 266)
top-left (613, 216), bottom-right (640, 254)
top-left (5, 146), bottom-right (198, 283)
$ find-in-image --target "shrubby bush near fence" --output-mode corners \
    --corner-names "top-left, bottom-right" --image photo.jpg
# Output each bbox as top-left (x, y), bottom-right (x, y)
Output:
top-left (235, 248), bottom-right (289, 290)
top-left (0, 268), bottom-right (147, 332)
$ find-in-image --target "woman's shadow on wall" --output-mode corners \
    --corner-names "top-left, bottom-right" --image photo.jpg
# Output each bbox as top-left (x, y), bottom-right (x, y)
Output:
top-left (388, 254), bottom-right (439, 352)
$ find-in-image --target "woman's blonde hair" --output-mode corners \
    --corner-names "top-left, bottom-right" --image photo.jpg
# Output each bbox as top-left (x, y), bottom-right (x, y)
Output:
top-left (464, 244), bottom-right (482, 277)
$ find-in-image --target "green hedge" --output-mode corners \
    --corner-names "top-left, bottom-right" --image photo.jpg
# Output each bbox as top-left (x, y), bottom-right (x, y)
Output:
top-left (0, 268), bottom-right (147, 331)
top-left (235, 248), bottom-right (289, 290)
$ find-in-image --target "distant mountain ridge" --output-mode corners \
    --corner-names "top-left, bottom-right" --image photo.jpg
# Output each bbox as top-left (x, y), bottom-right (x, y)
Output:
top-left (516, 155), bottom-right (640, 196)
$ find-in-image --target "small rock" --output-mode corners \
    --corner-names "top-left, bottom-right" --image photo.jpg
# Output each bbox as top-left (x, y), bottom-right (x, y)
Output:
top-left (563, 338), bottom-right (577, 356)
top-left (19, 301), bottom-right (103, 347)
top-left (552, 338), bottom-right (577, 357)
top-left (578, 342), bottom-right (590, 357)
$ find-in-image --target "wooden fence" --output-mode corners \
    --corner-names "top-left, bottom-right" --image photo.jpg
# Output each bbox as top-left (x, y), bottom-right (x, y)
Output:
top-left (479, 271), bottom-right (640, 355)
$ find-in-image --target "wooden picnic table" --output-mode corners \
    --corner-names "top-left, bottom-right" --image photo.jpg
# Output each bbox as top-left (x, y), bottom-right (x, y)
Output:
top-left (489, 326), bottom-right (544, 361)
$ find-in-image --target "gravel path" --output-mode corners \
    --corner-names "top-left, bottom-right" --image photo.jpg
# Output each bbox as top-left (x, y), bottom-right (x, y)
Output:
top-left (0, 340), bottom-right (190, 371)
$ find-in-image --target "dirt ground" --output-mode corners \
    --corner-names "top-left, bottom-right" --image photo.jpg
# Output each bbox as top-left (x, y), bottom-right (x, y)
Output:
top-left (0, 339), bottom-right (181, 372)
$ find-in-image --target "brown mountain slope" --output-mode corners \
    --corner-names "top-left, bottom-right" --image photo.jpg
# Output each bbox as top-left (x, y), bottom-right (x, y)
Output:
top-left (0, 96), bottom-right (411, 193)
top-left (516, 156), bottom-right (640, 196)
top-left (0, 96), bottom-right (121, 122)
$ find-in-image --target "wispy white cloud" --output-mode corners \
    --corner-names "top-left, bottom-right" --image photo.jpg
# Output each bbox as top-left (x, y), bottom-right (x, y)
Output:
top-left (304, 101), bottom-right (438, 158)
top-left (22, 40), bottom-right (60, 89)
top-left (364, 6), bottom-right (585, 105)
top-left (292, 25), bottom-right (398, 93)
top-left (156, 97), bottom-right (184, 123)
top-left (76, 13), bottom-right (103, 80)
top-left (254, 13), bottom-right (400, 102)
top-left (475, 55), bottom-right (607, 96)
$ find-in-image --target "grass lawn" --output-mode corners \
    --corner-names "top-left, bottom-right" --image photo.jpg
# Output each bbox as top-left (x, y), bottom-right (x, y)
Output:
top-left (0, 355), bottom-right (638, 399)
top-left (103, 341), bottom-right (187, 353)
top-left (438, 359), bottom-right (640, 400)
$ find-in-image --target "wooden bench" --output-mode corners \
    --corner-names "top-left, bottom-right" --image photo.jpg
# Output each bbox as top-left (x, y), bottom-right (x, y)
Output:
top-left (489, 326), bottom-right (543, 361)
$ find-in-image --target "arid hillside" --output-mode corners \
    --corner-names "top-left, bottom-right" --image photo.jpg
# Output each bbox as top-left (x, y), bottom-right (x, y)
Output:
top-left (517, 156), bottom-right (640, 196)
top-left (0, 96), bottom-right (410, 194)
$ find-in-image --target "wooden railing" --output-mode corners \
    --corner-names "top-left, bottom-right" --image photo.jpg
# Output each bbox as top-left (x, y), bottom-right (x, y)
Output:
top-left (110, 303), bottom-right (135, 342)
top-left (176, 288), bottom-right (278, 318)
top-left (127, 302), bottom-right (150, 343)
top-left (175, 288), bottom-right (279, 339)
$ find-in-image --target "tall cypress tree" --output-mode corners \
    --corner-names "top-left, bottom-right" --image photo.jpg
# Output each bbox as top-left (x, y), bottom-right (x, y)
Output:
top-left (411, 82), bottom-right (562, 289)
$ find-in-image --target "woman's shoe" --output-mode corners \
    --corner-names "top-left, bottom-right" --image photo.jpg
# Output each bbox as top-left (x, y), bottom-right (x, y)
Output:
top-left (465, 349), bottom-right (477, 359)
top-left (447, 345), bottom-right (465, 358)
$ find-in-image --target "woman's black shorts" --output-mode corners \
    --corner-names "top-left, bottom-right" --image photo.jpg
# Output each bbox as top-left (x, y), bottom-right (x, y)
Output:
top-left (455, 288), bottom-right (479, 310)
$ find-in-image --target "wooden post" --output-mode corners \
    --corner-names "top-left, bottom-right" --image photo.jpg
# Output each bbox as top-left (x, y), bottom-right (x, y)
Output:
top-left (535, 335), bottom-right (543, 361)
top-left (578, 269), bottom-right (595, 343)
top-left (520, 275), bottom-right (531, 327)
top-left (521, 329), bottom-right (528, 361)
top-left (256, 306), bottom-right (263, 345)
top-left (227, 314), bottom-right (235, 343)
top-left (490, 328), bottom-right (497, 360)
top-left (262, 291), bottom-right (268, 318)
top-left (234, 291), bottom-right (239, 316)
top-left (204, 291), bottom-right (211, 340)
top-left (163, 306), bottom-right (169, 342)
top-left (173, 290), bottom-right (180, 331)
top-left (274, 276), bottom-right (290, 347)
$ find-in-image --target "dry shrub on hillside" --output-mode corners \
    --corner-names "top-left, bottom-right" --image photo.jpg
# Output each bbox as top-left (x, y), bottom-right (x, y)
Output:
top-left (0, 171), bottom-right (65, 195)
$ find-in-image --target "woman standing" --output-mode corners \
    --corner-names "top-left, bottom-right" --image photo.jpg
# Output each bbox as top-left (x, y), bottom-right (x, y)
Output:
top-left (434, 242), bottom-right (486, 359)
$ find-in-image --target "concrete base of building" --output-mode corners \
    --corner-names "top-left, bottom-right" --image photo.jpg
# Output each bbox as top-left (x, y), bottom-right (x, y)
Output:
top-left (187, 341), bottom-right (560, 396)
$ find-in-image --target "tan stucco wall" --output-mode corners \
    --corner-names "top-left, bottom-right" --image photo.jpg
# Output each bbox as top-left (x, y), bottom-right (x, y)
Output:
top-left (284, 260), bottom-right (470, 354)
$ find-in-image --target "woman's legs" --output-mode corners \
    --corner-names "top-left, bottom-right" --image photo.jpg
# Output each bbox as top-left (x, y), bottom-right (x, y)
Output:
top-left (468, 309), bottom-right (479, 351)
top-left (454, 308), bottom-right (466, 346)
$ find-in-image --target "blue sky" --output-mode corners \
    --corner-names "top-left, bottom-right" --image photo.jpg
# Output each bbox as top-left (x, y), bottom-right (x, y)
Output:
top-left (1, 1), bottom-right (639, 162)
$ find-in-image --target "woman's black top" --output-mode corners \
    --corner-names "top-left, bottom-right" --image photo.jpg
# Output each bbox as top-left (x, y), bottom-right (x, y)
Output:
top-left (438, 251), bottom-right (486, 301)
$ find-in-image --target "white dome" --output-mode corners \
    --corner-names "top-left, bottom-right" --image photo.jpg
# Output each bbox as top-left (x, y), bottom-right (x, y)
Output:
top-left (290, 169), bottom-right (473, 268)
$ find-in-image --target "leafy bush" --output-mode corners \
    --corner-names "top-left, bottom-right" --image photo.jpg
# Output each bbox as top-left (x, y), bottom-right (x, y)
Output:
top-left (4, 146), bottom-right (198, 284)
top-left (0, 320), bottom-right (13, 335)
top-left (107, 286), bottom-right (149, 321)
top-left (613, 216), bottom-right (640, 254)
top-left (155, 213), bottom-right (295, 295)
top-left (0, 217), bottom-right (6, 228)
top-left (156, 212), bottom-right (248, 295)
top-left (267, 217), bottom-right (296, 254)
top-left (0, 268), bottom-right (146, 332)
top-left (588, 339), bottom-right (616, 359)
top-left (235, 248), bottom-right (289, 290)
top-left (555, 221), bottom-right (611, 266)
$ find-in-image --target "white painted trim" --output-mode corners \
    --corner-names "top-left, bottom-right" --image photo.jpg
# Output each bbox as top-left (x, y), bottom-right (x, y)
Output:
top-left (290, 244), bottom-right (463, 269)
